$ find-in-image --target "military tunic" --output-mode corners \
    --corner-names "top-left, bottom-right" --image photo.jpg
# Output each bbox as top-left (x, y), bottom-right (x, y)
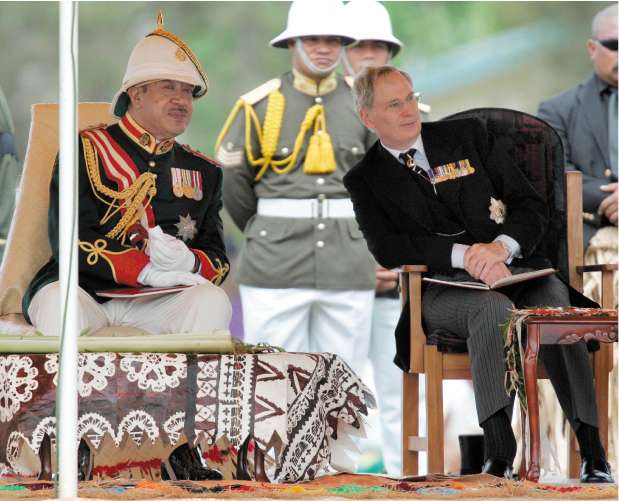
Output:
top-left (23, 113), bottom-right (229, 322)
top-left (218, 70), bottom-right (376, 290)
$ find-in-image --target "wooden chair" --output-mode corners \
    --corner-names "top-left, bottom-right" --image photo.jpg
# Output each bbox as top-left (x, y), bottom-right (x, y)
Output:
top-left (400, 108), bottom-right (616, 478)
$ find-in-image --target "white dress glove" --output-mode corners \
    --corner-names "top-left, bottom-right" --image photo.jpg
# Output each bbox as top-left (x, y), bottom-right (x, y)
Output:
top-left (138, 263), bottom-right (207, 287)
top-left (147, 226), bottom-right (197, 273)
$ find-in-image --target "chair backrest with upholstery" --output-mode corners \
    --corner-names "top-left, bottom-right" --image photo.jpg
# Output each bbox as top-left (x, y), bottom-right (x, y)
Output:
top-left (442, 108), bottom-right (567, 277)
top-left (0, 103), bottom-right (115, 320)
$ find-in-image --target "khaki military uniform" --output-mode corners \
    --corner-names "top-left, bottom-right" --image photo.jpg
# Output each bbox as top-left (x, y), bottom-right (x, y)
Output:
top-left (217, 70), bottom-right (375, 364)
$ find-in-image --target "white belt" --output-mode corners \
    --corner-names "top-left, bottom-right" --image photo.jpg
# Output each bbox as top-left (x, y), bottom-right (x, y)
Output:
top-left (257, 197), bottom-right (355, 218)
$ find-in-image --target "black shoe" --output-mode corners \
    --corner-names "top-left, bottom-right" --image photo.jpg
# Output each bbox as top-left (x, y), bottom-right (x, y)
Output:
top-left (580, 457), bottom-right (614, 483)
top-left (77, 439), bottom-right (93, 481)
top-left (162, 443), bottom-right (223, 481)
top-left (481, 458), bottom-right (513, 479)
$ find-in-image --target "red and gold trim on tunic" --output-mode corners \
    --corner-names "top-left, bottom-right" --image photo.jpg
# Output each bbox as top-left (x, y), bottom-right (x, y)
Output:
top-left (119, 113), bottom-right (175, 156)
top-left (81, 126), bottom-right (156, 229)
top-left (79, 239), bottom-right (149, 286)
top-left (192, 249), bottom-right (230, 285)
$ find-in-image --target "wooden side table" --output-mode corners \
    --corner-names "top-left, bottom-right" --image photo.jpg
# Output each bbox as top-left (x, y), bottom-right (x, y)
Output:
top-left (523, 313), bottom-right (617, 481)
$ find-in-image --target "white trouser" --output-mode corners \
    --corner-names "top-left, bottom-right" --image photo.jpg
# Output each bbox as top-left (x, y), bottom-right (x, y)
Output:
top-left (239, 285), bottom-right (374, 376)
top-left (369, 297), bottom-right (403, 475)
top-left (28, 281), bottom-right (232, 336)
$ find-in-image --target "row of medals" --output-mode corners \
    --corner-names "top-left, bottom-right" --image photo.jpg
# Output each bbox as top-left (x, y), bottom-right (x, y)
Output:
top-left (172, 168), bottom-right (203, 201)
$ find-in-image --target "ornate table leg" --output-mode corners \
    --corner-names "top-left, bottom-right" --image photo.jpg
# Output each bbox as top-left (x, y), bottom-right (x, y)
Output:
top-left (524, 323), bottom-right (541, 482)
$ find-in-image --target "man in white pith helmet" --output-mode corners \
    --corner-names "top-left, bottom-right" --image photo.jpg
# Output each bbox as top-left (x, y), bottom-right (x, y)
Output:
top-left (25, 14), bottom-right (231, 341)
top-left (216, 2), bottom-right (377, 460)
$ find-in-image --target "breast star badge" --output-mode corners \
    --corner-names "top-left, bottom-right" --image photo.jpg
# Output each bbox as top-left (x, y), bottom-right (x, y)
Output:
top-left (489, 197), bottom-right (506, 224)
top-left (175, 213), bottom-right (197, 241)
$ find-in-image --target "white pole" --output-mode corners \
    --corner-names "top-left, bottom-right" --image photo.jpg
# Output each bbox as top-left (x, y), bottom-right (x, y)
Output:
top-left (57, 0), bottom-right (79, 497)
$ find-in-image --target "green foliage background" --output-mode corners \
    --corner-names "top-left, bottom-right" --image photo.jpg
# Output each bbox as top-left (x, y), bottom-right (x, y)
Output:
top-left (0, 1), bottom-right (608, 159)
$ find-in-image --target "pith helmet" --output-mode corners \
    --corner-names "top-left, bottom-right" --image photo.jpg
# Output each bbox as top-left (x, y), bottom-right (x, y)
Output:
top-left (344, 0), bottom-right (402, 56)
top-left (270, 0), bottom-right (356, 48)
top-left (111, 12), bottom-right (209, 118)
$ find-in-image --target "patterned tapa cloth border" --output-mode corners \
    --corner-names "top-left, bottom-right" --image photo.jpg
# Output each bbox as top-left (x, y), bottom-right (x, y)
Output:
top-left (0, 473), bottom-right (617, 499)
top-left (0, 352), bottom-right (375, 482)
top-left (502, 307), bottom-right (618, 413)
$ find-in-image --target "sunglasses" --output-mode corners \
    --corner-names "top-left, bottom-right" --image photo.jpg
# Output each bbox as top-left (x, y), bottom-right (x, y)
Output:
top-left (596, 39), bottom-right (618, 51)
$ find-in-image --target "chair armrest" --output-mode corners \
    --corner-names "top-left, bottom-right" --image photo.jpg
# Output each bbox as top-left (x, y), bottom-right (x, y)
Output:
top-left (576, 264), bottom-right (618, 273)
top-left (401, 265), bottom-right (429, 273)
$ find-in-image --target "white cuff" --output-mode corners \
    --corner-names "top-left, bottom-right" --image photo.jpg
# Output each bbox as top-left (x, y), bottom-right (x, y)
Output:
top-left (451, 243), bottom-right (470, 269)
top-left (493, 234), bottom-right (521, 264)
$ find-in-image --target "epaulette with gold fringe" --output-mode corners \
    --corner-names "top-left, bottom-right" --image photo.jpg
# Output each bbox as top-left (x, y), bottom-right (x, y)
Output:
top-left (181, 143), bottom-right (220, 167)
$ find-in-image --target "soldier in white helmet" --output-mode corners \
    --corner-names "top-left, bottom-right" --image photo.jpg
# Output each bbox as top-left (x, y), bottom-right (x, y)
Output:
top-left (216, 0), bottom-right (376, 435)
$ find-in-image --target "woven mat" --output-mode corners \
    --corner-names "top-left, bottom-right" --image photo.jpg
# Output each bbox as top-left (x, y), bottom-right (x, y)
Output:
top-left (0, 473), bottom-right (616, 499)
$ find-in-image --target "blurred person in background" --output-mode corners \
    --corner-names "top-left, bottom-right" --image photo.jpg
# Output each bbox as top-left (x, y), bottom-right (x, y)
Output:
top-left (215, 1), bottom-right (376, 458)
top-left (0, 85), bottom-right (21, 265)
top-left (537, 2), bottom-right (618, 473)
top-left (537, 3), bottom-right (618, 305)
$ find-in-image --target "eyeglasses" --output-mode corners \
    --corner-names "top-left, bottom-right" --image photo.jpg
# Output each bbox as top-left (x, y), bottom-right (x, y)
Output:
top-left (596, 39), bottom-right (618, 51)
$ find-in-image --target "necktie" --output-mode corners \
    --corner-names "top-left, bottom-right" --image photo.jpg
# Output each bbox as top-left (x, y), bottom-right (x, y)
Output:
top-left (399, 149), bottom-right (423, 175)
top-left (399, 148), bottom-right (437, 194)
top-left (608, 87), bottom-right (618, 176)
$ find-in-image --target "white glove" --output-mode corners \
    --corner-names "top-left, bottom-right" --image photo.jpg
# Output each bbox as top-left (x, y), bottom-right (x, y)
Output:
top-left (147, 226), bottom-right (196, 273)
top-left (138, 263), bottom-right (207, 287)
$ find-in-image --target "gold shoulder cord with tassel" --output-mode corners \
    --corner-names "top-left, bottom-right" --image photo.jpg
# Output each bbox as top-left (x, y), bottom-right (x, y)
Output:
top-left (215, 90), bottom-right (337, 181)
top-left (82, 136), bottom-right (157, 244)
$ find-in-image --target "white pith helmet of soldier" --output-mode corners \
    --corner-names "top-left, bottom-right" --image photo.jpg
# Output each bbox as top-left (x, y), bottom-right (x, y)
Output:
top-left (342, 0), bottom-right (402, 76)
top-left (110, 12), bottom-right (209, 118)
top-left (270, 0), bottom-right (356, 77)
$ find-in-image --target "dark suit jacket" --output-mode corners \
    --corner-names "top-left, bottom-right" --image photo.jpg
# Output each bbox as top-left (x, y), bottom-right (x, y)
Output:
top-left (343, 118), bottom-right (554, 371)
top-left (538, 74), bottom-right (617, 246)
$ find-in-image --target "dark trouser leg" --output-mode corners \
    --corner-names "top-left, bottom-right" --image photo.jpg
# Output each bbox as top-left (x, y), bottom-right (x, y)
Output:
top-left (509, 275), bottom-right (598, 429)
top-left (422, 285), bottom-right (514, 425)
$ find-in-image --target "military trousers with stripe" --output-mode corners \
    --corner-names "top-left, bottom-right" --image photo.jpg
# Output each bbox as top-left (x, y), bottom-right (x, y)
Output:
top-left (421, 274), bottom-right (598, 428)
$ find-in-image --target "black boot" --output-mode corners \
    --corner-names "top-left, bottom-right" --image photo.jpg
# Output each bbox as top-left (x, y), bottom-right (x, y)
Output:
top-left (162, 443), bottom-right (223, 481)
top-left (77, 439), bottom-right (93, 481)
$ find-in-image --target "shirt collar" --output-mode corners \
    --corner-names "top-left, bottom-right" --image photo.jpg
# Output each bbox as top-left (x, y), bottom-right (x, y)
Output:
top-left (593, 73), bottom-right (617, 96)
top-left (119, 112), bottom-right (175, 156)
top-left (381, 134), bottom-right (426, 163)
top-left (292, 68), bottom-right (338, 96)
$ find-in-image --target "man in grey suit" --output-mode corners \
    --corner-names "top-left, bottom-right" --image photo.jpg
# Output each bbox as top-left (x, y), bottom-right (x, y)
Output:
top-left (538, 4), bottom-right (618, 247)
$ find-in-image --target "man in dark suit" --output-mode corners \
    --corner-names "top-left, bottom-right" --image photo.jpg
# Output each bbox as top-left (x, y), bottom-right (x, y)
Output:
top-left (538, 4), bottom-right (617, 248)
top-left (343, 65), bottom-right (613, 482)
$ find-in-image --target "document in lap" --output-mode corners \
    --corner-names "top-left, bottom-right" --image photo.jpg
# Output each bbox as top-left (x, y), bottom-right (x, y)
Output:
top-left (422, 268), bottom-right (556, 291)
top-left (96, 285), bottom-right (191, 298)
